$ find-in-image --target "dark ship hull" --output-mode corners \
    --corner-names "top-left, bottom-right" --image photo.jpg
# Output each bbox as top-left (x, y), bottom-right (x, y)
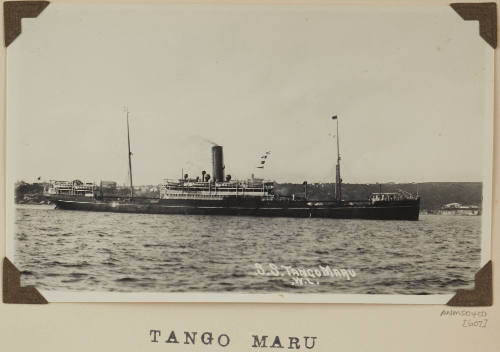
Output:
top-left (52, 196), bottom-right (420, 220)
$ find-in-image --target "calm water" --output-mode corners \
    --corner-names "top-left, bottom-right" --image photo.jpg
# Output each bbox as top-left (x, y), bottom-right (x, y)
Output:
top-left (14, 205), bottom-right (481, 294)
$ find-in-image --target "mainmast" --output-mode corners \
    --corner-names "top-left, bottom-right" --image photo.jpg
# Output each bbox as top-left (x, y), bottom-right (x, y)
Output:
top-left (332, 115), bottom-right (342, 202)
top-left (126, 109), bottom-right (134, 198)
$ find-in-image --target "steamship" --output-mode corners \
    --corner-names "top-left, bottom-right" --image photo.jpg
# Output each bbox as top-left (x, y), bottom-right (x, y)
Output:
top-left (48, 114), bottom-right (420, 220)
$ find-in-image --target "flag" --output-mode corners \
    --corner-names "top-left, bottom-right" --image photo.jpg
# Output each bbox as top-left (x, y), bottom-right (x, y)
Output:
top-left (331, 115), bottom-right (338, 120)
top-left (256, 151), bottom-right (271, 169)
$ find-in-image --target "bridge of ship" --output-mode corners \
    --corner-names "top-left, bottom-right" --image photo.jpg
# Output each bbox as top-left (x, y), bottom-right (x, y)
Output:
top-left (160, 179), bottom-right (274, 200)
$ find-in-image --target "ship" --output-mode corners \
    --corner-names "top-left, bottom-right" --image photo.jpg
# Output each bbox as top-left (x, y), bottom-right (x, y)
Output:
top-left (47, 113), bottom-right (420, 220)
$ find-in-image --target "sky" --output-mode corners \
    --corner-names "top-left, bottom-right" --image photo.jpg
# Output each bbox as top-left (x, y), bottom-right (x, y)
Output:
top-left (7, 3), bottom-right (493, 185)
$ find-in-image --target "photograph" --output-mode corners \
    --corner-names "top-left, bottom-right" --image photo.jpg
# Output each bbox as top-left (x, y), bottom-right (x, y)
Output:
top-left (5, 2), bottom-right (494, 303)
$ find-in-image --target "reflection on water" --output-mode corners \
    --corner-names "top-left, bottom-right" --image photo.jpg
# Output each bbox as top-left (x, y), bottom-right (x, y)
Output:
top-left (14, 205), bottom-right (481, 294)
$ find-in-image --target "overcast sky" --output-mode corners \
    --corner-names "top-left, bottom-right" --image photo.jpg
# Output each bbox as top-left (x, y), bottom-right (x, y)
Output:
top-left (7, 3), bottom-right (493, 185)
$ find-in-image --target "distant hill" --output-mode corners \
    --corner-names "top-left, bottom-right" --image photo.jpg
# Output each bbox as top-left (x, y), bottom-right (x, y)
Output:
top-left (274, 182), bottom-right (482, 210)
top-left (15, 181), bottom-right (46, 203)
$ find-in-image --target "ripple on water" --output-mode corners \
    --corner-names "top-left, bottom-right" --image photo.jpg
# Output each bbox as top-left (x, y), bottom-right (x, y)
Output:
top-left (14, 210), bottom-right (482, 294)
top-left (115, 277), bottom-right (139, 283)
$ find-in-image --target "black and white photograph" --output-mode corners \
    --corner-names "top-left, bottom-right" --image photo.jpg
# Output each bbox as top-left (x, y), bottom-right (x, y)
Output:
top-left (5, 3), bottom-right (494, 303)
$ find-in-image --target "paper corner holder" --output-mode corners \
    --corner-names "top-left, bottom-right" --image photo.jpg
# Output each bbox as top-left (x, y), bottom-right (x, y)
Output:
top-left (3, 257), bottom-right (48, 304)
top-left (3, 0), bottom-right (50, 47)
top-left (450, 2), bottom-right (497, 49)
top-left (447, 260), bottom-right (492, 306)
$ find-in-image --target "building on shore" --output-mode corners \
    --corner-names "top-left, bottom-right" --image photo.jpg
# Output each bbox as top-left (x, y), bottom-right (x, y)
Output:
top-left (437, 203), bottom-right (480, 216)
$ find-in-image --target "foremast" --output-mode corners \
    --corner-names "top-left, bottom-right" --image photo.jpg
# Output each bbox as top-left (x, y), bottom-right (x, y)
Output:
top-left (332, 115), bottom-right (342, 203)
top-left (126, 109), bottom-right (134, 198)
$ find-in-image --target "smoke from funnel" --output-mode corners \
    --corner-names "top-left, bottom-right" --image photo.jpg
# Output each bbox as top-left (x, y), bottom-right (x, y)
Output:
top-left (189, 135), bottom-right (219, 146)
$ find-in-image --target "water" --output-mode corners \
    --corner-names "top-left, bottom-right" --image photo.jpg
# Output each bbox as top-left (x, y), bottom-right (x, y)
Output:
top-left (14, 205), bottom-right (481, 294)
